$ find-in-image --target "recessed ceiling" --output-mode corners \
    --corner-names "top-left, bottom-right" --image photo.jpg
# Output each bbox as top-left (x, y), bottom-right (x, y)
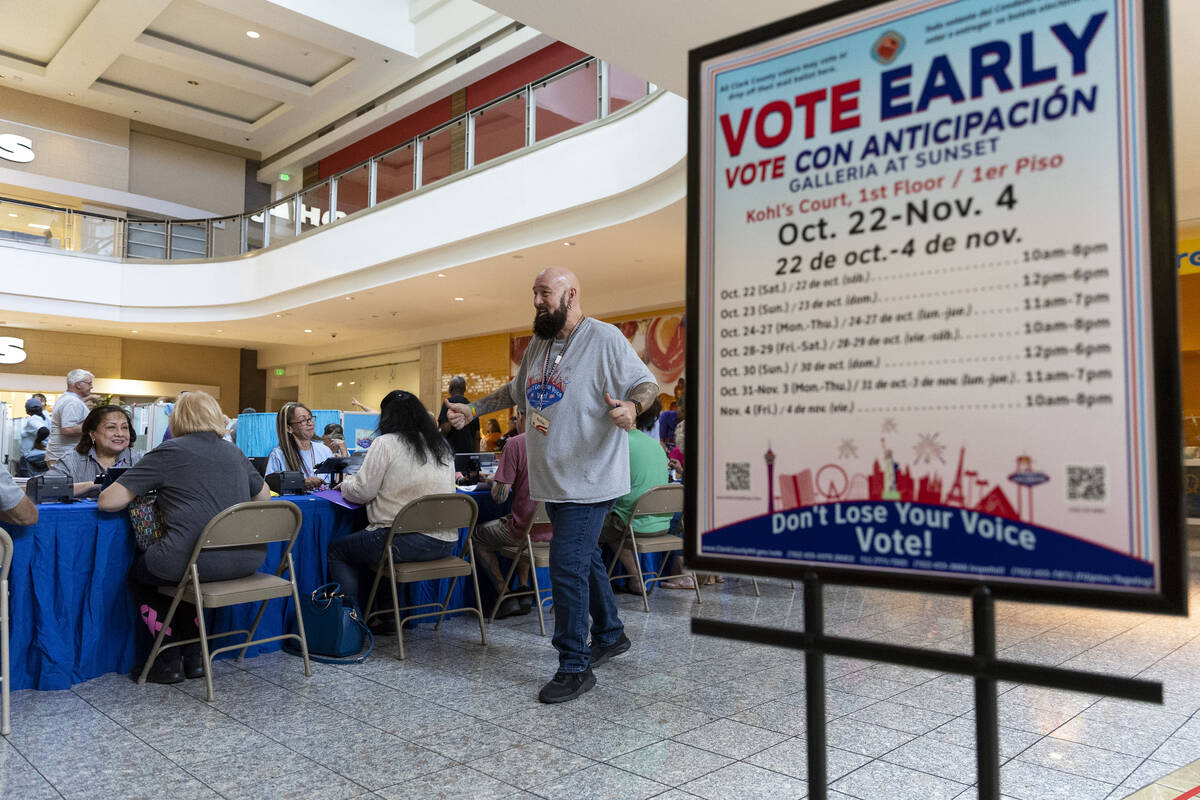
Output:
top-left (0, 0), bottom-right (96, 66)
top-left (146, 0), bottom-right (350, 86)
top-left (98, 55), bottom-right (282, 122)
top-left (0, 0), bottom-right (530, 157)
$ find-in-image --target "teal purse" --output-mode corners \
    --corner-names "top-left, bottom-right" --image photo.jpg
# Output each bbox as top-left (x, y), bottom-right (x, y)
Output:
top-left (286, 583), bottom-right (374, 664)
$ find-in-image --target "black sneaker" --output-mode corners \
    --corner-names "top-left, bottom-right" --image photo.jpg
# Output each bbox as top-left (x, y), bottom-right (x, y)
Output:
top-left (589, 633), bottom-right (631, 667)
top-left (182, 644), bottom-right (205, 680)
top-left (138, 652), bottom-right (184, 685)
top-left (537, 669), bottom-right (596, 703)
top-left (515, 586), bottom-right (533, 614)
top-left (493, 596), bottom-right (526, 620)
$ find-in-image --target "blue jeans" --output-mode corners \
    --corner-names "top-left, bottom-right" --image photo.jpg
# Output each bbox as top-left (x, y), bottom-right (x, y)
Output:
top-left (546, 499), bottom-right (623, 673)
top-left (327, 528), bottom-right (457, 612)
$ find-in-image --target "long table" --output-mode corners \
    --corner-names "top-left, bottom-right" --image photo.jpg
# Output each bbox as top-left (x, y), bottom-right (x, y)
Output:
top-left (6, 495), bottom-right (362, 691)
top-left (5, 489), bottom-right (666, 691)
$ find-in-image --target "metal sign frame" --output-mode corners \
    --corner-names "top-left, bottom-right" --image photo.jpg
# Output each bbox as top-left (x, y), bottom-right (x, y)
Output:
top-left (684, 0), bottom-right (1185, 615)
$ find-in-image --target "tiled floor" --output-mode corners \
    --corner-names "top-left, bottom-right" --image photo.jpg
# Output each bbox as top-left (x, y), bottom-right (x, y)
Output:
top-left (4, 550), bottom-right (1200, 800)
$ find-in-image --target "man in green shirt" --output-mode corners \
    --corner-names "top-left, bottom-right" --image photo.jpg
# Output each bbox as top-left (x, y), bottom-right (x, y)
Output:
top-left (598, 399), bottom-right (674, 592)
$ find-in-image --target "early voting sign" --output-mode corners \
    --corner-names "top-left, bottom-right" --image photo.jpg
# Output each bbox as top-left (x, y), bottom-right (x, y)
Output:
top-left (686, 0), bottom-right (1185, 612)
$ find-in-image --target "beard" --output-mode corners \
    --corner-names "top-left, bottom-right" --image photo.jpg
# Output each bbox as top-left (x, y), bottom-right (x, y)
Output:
top-left (533, 295), bottom-right (569, 339)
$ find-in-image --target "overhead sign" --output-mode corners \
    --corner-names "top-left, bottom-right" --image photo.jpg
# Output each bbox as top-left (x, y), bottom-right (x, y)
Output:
top-left (0, 133), bottom-right (34, 164)
top-left (0, 337), bottom-right (28, 364)
top-left (686, 0), bottom-right (1184, 612)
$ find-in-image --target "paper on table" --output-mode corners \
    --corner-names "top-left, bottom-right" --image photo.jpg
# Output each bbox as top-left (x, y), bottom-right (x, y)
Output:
top-left (311, 488), bottom-right (361, 510)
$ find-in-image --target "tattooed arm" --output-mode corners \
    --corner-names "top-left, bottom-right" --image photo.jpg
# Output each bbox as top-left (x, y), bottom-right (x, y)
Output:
top-left (444, 383), bottom-right (516, 429)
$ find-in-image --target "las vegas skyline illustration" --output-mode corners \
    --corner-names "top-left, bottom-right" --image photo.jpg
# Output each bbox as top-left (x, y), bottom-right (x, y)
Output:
top-left (765, 434), bottom-right (1050, 524)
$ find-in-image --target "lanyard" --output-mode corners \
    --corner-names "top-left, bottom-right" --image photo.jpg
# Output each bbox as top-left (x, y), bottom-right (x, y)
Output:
top-left (538, 317), bottom-right (586, 411)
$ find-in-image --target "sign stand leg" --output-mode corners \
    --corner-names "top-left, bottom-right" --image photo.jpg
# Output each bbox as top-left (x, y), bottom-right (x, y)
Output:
top-left (804, 572), bottom-right (827, 799)
top-left (973, 587), bottom-right (1001, 800)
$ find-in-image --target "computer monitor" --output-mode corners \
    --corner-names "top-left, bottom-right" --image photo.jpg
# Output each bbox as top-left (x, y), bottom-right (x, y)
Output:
top-left (249, 456), bottom-right (269, 476)
top-left (454, 451), bottom-right (498, 476)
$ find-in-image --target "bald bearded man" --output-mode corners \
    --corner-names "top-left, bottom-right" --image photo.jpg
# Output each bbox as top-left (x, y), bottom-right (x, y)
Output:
top-left (446, 266), bottom-right (660, 703)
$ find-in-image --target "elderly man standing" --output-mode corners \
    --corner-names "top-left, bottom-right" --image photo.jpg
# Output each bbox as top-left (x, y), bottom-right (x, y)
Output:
top-left (47, 369), bottom-right (94, 466)
top-left (447, 266), bottom-right (659, 703)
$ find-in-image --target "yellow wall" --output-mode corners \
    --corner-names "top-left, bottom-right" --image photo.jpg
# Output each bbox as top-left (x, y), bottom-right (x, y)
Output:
top-left (0, 327), bottom-right (242, 415)
top-left (439, 305), bottom-right (686, 442)
top-left (121, 339), bottom-right (241, 415)
top-left (441, 332), bottom-right (512, 443)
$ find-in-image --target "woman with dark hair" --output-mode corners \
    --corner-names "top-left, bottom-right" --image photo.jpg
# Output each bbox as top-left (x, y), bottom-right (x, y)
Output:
top-left (326, 390), bottom-right (457, 611)
top-left (49, 405), bottom-right (141, 497)
top-left (265, 402), bottom-right (334, 489)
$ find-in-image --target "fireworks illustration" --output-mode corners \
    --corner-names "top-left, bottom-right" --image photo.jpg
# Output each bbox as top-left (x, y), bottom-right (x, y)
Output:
top-left (882, 418), bottom-right (898, 434)
top-left (837, 439), bottom-right (858, 459)
top-left (913, 433), bottom-right (947, 464)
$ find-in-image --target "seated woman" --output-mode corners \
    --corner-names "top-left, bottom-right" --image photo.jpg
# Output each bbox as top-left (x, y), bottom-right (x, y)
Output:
top-left (98, 391), bottom-right (271, 684)
top-left (50, 405), bottom-right (142, 497)
top-left (327, 390), bottom-right (458, 612)
top-left (481, 418), bottom-right (503, 451)
top-left (265, 402), bottom-right (336, 489)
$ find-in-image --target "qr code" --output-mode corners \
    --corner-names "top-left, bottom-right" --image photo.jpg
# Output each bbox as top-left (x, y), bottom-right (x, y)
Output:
top-left (1067, 465), bottom-right (1106, 502)
top-left (726, 462), bottom-right (751, 491)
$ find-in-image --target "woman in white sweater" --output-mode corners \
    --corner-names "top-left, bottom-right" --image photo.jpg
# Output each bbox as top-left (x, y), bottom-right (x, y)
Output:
top-left (327, 390), bottom-right (458, 611)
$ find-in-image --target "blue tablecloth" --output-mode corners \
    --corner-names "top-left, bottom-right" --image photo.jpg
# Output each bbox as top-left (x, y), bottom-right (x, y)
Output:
top-left (6, 496), bottom-right (360, 691)
top-left (5, 490), bottom-right (666, 691)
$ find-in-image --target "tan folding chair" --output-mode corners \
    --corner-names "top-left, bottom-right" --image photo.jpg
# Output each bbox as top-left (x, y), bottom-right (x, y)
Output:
top-left (607, 484), bottom-right (702, 611)
top-left (488, 503), bottom-right (553, 636)
top-left (1, 528), bottom-right (11, 736)
top-left (138, 501), bottom-right (310, 702)
top-left (362, 493), bottom-right (486, 660)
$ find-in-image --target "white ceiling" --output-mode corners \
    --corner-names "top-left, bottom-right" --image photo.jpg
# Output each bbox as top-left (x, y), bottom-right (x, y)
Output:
top-left (0, 0), bottom-right (523, 158)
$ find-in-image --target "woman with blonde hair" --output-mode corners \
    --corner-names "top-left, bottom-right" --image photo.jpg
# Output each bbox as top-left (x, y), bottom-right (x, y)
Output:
top-left (99, 391), bottom-right (271, 684)
top-left (265, 402), bottom-right (337, 490)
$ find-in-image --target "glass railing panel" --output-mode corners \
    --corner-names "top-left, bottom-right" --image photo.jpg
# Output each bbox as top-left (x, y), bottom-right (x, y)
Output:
top-left (534, 62), bottom-right (598, 141)
top-left (334, 164), bottom-right (370, 217)
top-left (607, 63), bottom-right (649, 113)
top-left (246, 212), bottom-right (265, 251)
top-left (169, 222), bottom-right (207, 259)
top-left (375, 144), bottom-right (414, 203)
top-left (421, 119), bottom-right (462, 186)
top-left (71, 212), bottom-right (119, 256)
top-left (300, 182), bottom-right (331, 234)
top-left (268, 200), bottom-right (295, 245)
top-left (127, 221), bottom-right (167, 259)
top-left (472, 91), bottom-right (526, 166)
top-left (210, 216), bottom-right (242, 257)
top-left (0, 200), bottom-right (67, 248)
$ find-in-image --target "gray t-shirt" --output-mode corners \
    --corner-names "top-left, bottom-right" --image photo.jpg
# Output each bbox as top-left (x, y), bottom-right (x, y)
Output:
top-left (510, 318), bottom-right (656, 503)
top-left (48, 392), bottom-right (88, 462)
top-left (0, 468), bottom-right (23, 512)
top-left (117, 432), bottom-right (267, 582)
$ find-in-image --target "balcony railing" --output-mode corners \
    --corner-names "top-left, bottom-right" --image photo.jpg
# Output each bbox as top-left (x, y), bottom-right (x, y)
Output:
top-left (0, 57), bottom-right (655, 262)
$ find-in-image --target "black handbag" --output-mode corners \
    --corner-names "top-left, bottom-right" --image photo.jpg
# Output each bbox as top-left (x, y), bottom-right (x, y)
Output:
top-left (286, 583), bottom-right (374, 664)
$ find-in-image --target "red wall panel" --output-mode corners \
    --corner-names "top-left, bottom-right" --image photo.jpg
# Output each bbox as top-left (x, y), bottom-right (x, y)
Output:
top-left (317, 42), bottom-right (589, 179)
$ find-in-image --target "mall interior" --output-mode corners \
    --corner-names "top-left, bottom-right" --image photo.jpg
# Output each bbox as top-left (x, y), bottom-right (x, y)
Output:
top-left (0, 0), bottom-right (1198, 798)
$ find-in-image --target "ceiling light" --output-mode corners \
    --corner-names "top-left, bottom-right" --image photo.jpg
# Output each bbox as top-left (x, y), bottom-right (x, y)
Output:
top-left (336, 382), bottom-right (343, 387)
top-left (349, 381), bottom-right (355, 385)
top-left (562, 241), bottom-right (575, 246)
top-left (453, 297), bottom-right (464, 302)
top-left (215, 329), bottom-right (223, 333)
top-left (6, 213), bottom-right (16, 218)
top-left (436, 273), bottom-right (446, 278)
top-left (27, 223), bottom-right (49, 230)
top-left (246, 30), bottom-right (261, 39)
top-left (275, 314), bottom-right (282, 318)
top-left (303, 329), bottom-right (313, 333)
top-left (344, 296), bottom-right (353, 300)
top-left (130, 330), bottom-right (138, 334)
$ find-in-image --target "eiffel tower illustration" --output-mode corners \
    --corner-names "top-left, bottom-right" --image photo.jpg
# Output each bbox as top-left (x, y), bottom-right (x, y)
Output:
top-left (944, 446), bottom-right (966, 507)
